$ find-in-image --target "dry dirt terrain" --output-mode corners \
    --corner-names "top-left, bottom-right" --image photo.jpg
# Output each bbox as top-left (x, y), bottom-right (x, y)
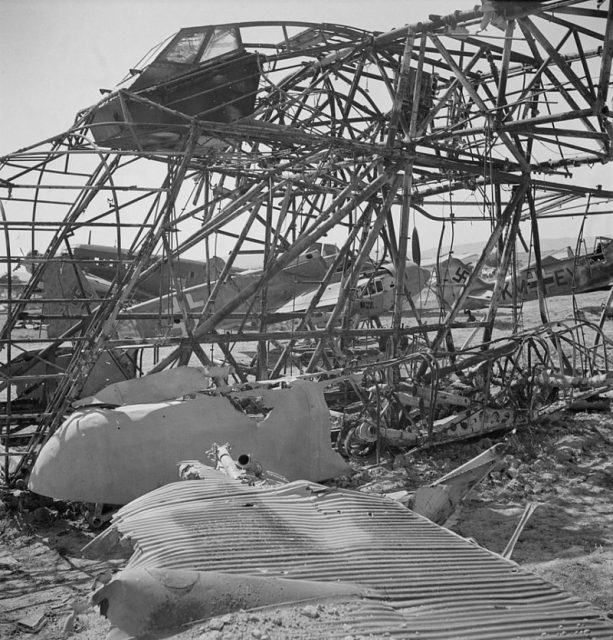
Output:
top-left (352, 408), bottom-right (613, 614)
top-left (1, 406), bottom-right (612, 639)
top-left (1, 291), bottom-right (612, 638)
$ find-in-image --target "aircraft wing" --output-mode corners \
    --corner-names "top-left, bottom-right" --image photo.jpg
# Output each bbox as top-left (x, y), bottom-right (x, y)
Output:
top-left (83, 271), bottom-right (151, 301)
top-left (275, 281), bottom-right (343, 315)
top-left (83, 272), bottom-right (114, 296)
top-left (466, 291), bottom-right (492, 306)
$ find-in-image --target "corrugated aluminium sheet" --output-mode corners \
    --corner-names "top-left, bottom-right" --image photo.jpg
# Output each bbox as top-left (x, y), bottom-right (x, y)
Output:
top-left (96, 474), bottom-right (613, 639)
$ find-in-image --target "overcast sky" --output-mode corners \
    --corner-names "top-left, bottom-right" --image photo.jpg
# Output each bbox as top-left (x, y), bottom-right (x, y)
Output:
top-left (0, 0), bottom-right (610, 250)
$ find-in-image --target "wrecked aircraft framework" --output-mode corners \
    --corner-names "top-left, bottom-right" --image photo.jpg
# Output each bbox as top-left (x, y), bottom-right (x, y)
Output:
top-left (1, 1), bottom-right (613, 484)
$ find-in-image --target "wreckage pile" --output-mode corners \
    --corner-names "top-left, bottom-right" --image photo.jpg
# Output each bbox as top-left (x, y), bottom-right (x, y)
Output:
top-left (20, 309), bottom-right (611, 507)
top-left (2, 291), bottom-right (613, 640)
top-left (1, 405), bottom-right (613, 639)
top-left (1, 294), bottom-right (612, 638)
top-left (1, 0), bottom-right (613, 637)
top-left (83, 462), bottom-right (613, 640)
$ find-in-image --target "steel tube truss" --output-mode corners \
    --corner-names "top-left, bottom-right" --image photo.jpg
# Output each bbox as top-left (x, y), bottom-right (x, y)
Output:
top-left (1, 2), bottom-right (612, 483)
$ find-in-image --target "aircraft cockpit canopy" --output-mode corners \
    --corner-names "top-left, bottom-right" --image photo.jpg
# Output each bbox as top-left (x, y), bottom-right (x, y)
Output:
top-left (163, 26), bottom-right (240, 64)
top-left (89, 24), bottom-right (260, 150)
top-left (129, 26), bottom-right (244, 92)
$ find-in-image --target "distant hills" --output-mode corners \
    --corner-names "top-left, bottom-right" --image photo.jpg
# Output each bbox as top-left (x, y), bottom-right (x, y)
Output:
top-left (419, 236), bottom-right (595, 265)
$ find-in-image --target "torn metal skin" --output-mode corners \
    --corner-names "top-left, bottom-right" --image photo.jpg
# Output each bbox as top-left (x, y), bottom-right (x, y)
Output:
top-left (28, 380), bottom-right (349, 505)
top-left (93, 567), bottom-right (373, 640)
top-left (25, 316), bottom-right (613, 507)
top-left (73, 365), bottom-right (231, 407)
top-left (411, 443), bottom-right (504, 524)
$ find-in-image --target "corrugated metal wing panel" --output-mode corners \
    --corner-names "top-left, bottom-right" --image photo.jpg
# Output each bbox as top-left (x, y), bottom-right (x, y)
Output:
top-left (93, 474), bottom-right (613, 639)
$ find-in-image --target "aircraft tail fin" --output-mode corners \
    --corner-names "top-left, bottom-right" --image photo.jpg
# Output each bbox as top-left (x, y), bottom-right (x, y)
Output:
top-left (433, 256), bottom-right (491, 310)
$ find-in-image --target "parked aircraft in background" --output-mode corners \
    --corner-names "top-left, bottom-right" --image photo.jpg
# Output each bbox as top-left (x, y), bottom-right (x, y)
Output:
top-left (116, 247), bottom-right (338, 340)
top-left (72, 244), bottom-right (227, 298)
top-left (20, 244), bottom-right (226, 300)
top-left (116, 251), bottom-right (430, 340)
top-left (434, 237), bottom-right (613, 311)
top-left (24, 245), bottom-right (324, 336)
top-left (18, 240), bottom-right (429, 340)
top-left (274, 262), bottom-right (431, 323)
top-left (18, 243), bottom-right (225, 337)
top-left (432, 254), bottom-right (494, 311)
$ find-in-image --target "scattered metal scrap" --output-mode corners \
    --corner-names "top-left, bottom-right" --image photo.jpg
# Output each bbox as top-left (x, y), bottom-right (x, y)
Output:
top-left (15, 610), bottom-right (48, 634)
top-left (336, 320), bottom-right (613, 459)
top-left (23, 312), bottom-right (613, 505)
top-left (182, 435), bottom-right (505, 527)
top-left (502, 501), bottom-right (540, 560)
top-left (72, 365), bottom-right (230, 407)
top-left (409, 442), bottom-right (504, 525)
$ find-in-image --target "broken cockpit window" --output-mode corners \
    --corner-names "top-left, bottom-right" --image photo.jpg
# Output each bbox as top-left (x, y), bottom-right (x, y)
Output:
top-left (89, 25), bottom-right (259, 150)
top-left (163, 30), bottom-right (208, 64)
top-left (130, 26), bottom-right (243, 90)
top-left (199, 27), bottom-right (240, 62)
top-left (159, 26), bottom-right (241, 66)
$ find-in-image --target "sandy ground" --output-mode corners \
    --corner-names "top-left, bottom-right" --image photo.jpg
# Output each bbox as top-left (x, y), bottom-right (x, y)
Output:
top-left (1, 406), bottom-right (612, 639)
top-left (454, 411), bottom-right (613, 614)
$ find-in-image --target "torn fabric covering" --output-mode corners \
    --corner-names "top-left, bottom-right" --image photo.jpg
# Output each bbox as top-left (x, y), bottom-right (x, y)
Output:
top-left (28, 381), bottom-right (349, 504)
top-left (87, 470), bottom-right (613, 639)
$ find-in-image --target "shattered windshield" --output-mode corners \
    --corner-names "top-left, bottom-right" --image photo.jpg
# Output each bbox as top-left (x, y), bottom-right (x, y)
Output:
top-left (160, 27), bottom-right (240, 66)
top-left (199, 27), bottom-right (240, 63)
top-left (162, 31), bottom-right (207, 64)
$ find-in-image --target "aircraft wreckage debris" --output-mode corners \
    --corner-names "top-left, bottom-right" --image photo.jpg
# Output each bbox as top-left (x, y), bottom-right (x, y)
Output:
top-left (29, 379), bottom-right (349, 504)
top-left (0, 0), bottom-right (611, 487)
top-left (25, 318), bottom-right (613, 505)
top-left (83, 465), bottom-right (613, 640)
top-left (1, 1), bottom-right (613, 636)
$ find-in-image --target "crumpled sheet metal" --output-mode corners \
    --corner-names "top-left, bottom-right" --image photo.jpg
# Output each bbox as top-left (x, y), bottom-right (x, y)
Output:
top-left (87, 471), bottom-right (613, 639)
top-left (93, 567), bottom-right (373, 639)
top-left (73, 365), bottom-right (229, 407)
top-left (28, 381), bottom-right (349, 504)
top-left (413, 444), bottom-right (503, 524)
